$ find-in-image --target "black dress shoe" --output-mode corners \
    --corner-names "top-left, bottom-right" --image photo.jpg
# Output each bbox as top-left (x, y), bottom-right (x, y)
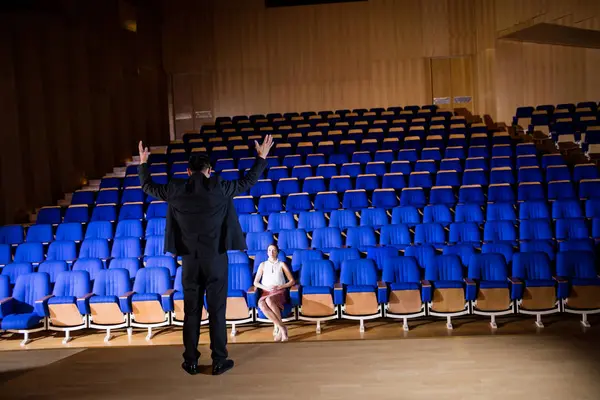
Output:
top-left (212, 359), bottom-right (234, 376)
top-left (182, 362), bottom-right (200, 375)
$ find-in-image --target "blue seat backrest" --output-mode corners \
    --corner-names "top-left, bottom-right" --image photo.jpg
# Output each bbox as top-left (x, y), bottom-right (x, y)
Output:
top-left (26, 224), bottom-right (53, 243)
top-left (85, 221), bottom-right (114, 240)
top-left (174, 267), bottom-right (183, 292)
top-left (382, 256), bottom-right (420, 284)
top-left (53, 270), bottom-right (90, 297)
top-left (227, 250), bottom-right (249, 265)
top-left (467, 253), bottom-right (507, 281)
top-left (73, 258), bottom-right (104, 281)
top-left (443, 244), bottom-right (475, 267)
top-left (93, 269), bottom-right (131, 296)
top-left (14, 243), bottom-right (44, 263)
top-left (340, 259), bottom-right (377, 286)
top-left (311, 227), bottom-right (343, 250)
top-left (292, 249), bottom-right (324, 272)
top-left (405, 245), bottom-right (436, 269)
top-left (133, 267), bottom-right (171, 294)
top-left (228, 263), bottom-right (252, 292)
top-left (556, 251), bottom-right (596, 279)
top-left (79, 239), bottom-right (110, 259)
top-left (146, 256), bottom-right (176, 276)
top-left (300, 260), bottom-right (335, 287)
top-left (38, 261), bottom-right (69, 283)
top-left (328, 247), bottom-right (360, 271)
top-left (513, 252), bottom-right (552, 280)
top-left (366, 247), bottom-right (399, 271)
top-left (144, 235), bottom-right (166, 257)
top-left (0, 244), bottom-right (11, 265)
top-left (0, 225), bottom-right (24, 245)
top-left (12, 272), bottom-right (50, 313)
top-left (108, 258), bottom-right (140, 280)
top-left (56, 223), bottom-right (84, 241)
top-left (111, 238), bottom-right (141, 258)
top-left (2, 263), bottom-right (34, 285)
top-left (426, 255), bottom-right (463, 281)
top-left (0, 275), bottom-right (10, 298)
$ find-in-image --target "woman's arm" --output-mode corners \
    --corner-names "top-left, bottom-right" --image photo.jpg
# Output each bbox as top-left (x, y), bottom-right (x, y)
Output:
top-left (277, 263), bottom-right (296, 289)
top-left (253, 264), bottom-right (270, 291)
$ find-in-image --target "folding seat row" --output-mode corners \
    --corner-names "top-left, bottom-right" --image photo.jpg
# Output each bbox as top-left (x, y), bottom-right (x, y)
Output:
top-left (40, 201), bottom-right (167, 226)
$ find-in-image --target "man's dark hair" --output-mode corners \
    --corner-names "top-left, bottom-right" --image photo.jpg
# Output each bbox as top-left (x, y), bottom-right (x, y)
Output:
top-left (188, 153), bottom-right (211, 173)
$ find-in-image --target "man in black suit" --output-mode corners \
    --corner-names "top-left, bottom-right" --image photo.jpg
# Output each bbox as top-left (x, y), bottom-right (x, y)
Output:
top-left (137, 135), bottom-right (273, 376)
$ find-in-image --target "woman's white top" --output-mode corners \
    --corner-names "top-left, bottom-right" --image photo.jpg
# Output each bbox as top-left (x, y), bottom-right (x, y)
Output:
top-left (260, 259), bottom-right (286, 288)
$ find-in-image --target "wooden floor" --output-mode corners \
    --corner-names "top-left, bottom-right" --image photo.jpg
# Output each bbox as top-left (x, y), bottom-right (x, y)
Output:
top-left (0, 314), bottom-right (598, 350)
top-left (1, 329), bottom-right (599, 399)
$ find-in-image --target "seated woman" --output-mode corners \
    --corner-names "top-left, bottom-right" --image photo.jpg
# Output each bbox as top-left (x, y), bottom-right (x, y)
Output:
top-left (253, 244), bottom-right (295, 341)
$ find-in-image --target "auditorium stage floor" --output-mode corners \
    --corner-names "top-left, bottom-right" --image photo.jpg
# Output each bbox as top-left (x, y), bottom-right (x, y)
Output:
top-left (0, 313), bottom-right (598, 351)
top-left (1, 329), bottom-right (599, 400)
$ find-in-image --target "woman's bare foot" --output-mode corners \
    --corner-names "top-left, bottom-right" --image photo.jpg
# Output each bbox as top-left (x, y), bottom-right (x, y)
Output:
top-left (274, 328), bottom-right (282, 342)
top-left (280, 325), bottom-right (288, 342)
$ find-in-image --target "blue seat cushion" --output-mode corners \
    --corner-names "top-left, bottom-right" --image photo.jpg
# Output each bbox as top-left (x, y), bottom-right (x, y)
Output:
top-left (90, 295), bottom-right (119, 304)
top-left (132, 293), bottom-right (161, 302)
top-left (48, 296), bottom-right (77, 305)
top-left (302, 286), bottom-right (332, 295)
top-left (1, 313), bottom-right (44, 330)
top-left (346, 285), bottom-right (376, 293)
top-left (571, 278), bottom-right (600, 287)
top-left (480, 281), bottom-right (509, 289)
top-left (227, 289), bottom-right (246, 298)
top-left (390, 282), bottom-right (420, 291)
top-left (525, 279), bottom-right (555, 288)
top-left (433, 281), bottom-right (464, 289)
top-left (173, 291), bottom-right (184, 301)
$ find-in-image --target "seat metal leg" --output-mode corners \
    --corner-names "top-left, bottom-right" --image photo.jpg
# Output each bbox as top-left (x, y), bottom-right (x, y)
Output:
top-left (62, 330), bottom-right (71, 345)
top-left (581, 313), bottom-right (591, 328)
top-left (316, 321), bottom-right (321, 334)
top-left (20, 332), bottom-right (30, 347)
top-left (230, 323), bottom-right (237, 337)
top-left (403, 317), bottom-right (409, 332)
top-left (535, 314), bottom-right (544, 328)
top-left (490, 315), bottom-right (497, 330)
top-left (145, 327), bottom-right (153, 341)
top-left (104, 329), bottom-right (112, 343)
top-left (446, 316), bottom-right (453, 330)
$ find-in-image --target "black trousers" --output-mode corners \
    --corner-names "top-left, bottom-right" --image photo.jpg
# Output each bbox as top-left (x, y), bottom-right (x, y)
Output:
top-left (181, 252), bottom-right (228, 364)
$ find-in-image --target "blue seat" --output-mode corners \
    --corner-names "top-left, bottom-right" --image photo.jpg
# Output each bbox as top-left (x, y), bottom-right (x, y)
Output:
top-left (374, 150), bottom-right (395, 163)
top-left (423, 205), bottom-right (452, 227)
top-left (85, 221), bottom-right (114, 240)
top-left (115, 220), bottom-right (143, 239)
top-left (436, 171), bottom-right (461, 188)
top-left (278, 229), bottom-right (309, 253)
top-left (0, 272), bottom-right (50, 344)
top-left (462, 169), bottom-right (487, 186)
top-left (558, 239), bottom-right (595, 252)
top-left (483, 221), bottom-right (517, 243)
top-left (283, 155), bottom-right (303, 169)
top-left (339, 259), bottom-right (381, 330)
top-left (345, 226), bottom-right (376, 251)
top-left (342, 190), bottom-right (369, 211)
top-left (87, 268), bottom-right (133, 339)
top-left (546, 166), bottom-right (570, 182)
top-left (555, 218), bottom-right (589, 240)
top-left (409, 172), bottom-right (433, 189)
top-left (341, 163), bottom-right (362, 178)
top-left (520, 219), bottom-right (553, 241)
top-left (121, 188), bottom-right (145, 204)
top-left (0, 244), bottom-right (11, 266)
top-left (491, 156), bottom-right (513, 169)
top-left (227, 250), bottom-right (250, 266)
top-left (144, 236), bottom-right (167, 257)
top-left (424, 255), bottom-right (469, 328)
top-left (443, 244), bottom-right (475, 267)
top-left (258, 195), bottom-right (283, 216)
top-left (381, 256), bottom-right (425, 329)
top-left (79, 239), bottom-right (110, 260)
top-left (145, 256), bottom-right (177, 277)
top-left (466, 253), bottom-right (512, 327)
top-left (519, 201), bottom-right (550, 220)
top-left (548, 181), bottom-right (577, 201)
top-left (372, 189), bottom-right (398, 209)
top-left (518, 183), bottom-right (545, 202)
top-left (55, 223), bottom-right (84, 242)
top-left (100, 177), bottom-right (121, 190)
top-left (250, 180), bottom-right (274, 198)
top-left (391, 206), bottom-right (420, 227)
top-left (14, 243), bottom-right (44, 264)
top-left (491, 145), bottom-right (512, 158)
top-left (585, 199), bottom-right (600, 218)
top-left (63, 206), bottom-right (89, 224)
top-left (267, 166), bottom-right (289, 181)
top-left (541, 154), bottom-right (565, 169)
top-left (415, 223), bottom-right (445, 247)
top-left (297, 211), bottom-right (326, 232)
top-left (379, 224), bottom-right (411, 250)
top-left (276, 178), bottom-right (300, 197)
top-left (292, 259), bottom-right (339, 329)
top-left (129, 267), bottom-right (173, 338)
top-left (555, 251), bottom-right (600, 327)
top-left (111, 238), bottom-right (141, 258)
top-left (440, 159), bottom-right (462, 173)
top-left (552, 199), bottom-right (583, 219)
top-left (71, 191), bottom-right (95, 206)
top-left (415, 160), bottom-right (437, 174)
top-left (72, 258), bottom-right (104, 281)
top-left (356, 174), bottom-right (379, 191)
top-left (314, 192), bottom-right (340, 212)
top-left (446, 146), bottom-right (466, 159)
top-left (303, 177), bottom-right (327, 195)
top-left (520, 240), bottom-right (555, 261)
top-left (26, 225), bottom-right (53, 244)
top-left (400, 188), bottom-right (426, 208)
top-left (286, 193), bottom-right (312, 213)
top-left (481, 243), bottom-right (514, 264)
top-left (91, 204), bottom-right (117, 222)
top-left (390, 161), bottom-right (412, 175)
top-left (360, 208), bottom-right (388, 228)
top-left (146, 202), bottom-right (167, 219)
top-left (329, 175), bottom-right (352, 193)
top-left (267, 213), bottom-right (295, 233)
top-left (37, 207), bottom-right (62, 225)
top-left (96, 190), bottom-right (120, 205)
top-left (468, 146), bottom-right (489, 158)
top-left (465, 158), bottom-right (488, 172)
top-left (0, 225), bottom-right (24, 246)
top-left (119, 204), bottom-right (144, 221)
top-left (2, 263), bottom-right (34, 285)
top-left (290, 249), bottom-right (324, 273)
top-left (518, 166), bottom-right (543, 183)
top-left (225, 263), bottom-right (254, 329)
top-left (458, 185), bottom-right (485, 205)
top-left (306, 154), bottom-right (327, 167)
top-left (516, 143), bottom-right (537, 156)
top-left (573, 164), bottom-right (599, 182)
top-left (489, 168), bottom-right (514, 185)
top-left (46, 241), bottom-right (77, 263)
top-left (352, 152), bottom-right (371, 164)
top-left (245, 232), bottom-right (273, 256)
top-left (455, 204), bottom-right (484, 223)
top-left (233, 196), bottom-right (255, 214)
top-left (449, 222), bottom-right (481, 244)
top-left (579, 179), bottom-right (600, 199)
top-left (487, 203), bottom-right (516, 222)
top-left (143, 218), bottom-right (164, 237)
top-left (311, 227), bottom-right (343, 253)
top-left (382, 173), bottom-right (406, 190)
top-left (516, 155), bottom-right (539, 169)
top-left (429, 186), bottom-right (455, 206)
top-left (512, 252), bottom-right (559, 327)
top-left (239, 214), bottom-right (265, 233)
top-left (487, 184), bottom-right (515, 204)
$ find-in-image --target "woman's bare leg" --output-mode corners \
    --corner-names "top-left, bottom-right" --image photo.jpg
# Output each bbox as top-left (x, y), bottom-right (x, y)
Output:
top-left (259, 298), bottom-right (284, 334)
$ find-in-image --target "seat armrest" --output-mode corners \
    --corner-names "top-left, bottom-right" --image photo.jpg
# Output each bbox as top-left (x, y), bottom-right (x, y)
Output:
top-left (553, 276), bottom-right (568, 284)
top-left (161, 289), bottom-right (176, 312)
top-left (247, 286), bottom-right (259, 308)
top-left (377, 281), bottom-right (388, 304)
top-left (420, 280), bottom-right (432, 303)
top-left (464, 278), bottom-right (477, 301)
top-left (464, 278), bottom-right (476, 285)
top-left (289, 284), bottom-right (301, 306)
top-left (508, 277), bottom-right (522, 285)
top-left (0, 297), bottom-right (15, 319)
top-left (77, 292), bottom-right (95, 315)
top-left (34, 294), bottom-right (54, 317)
top-left (508, 277), bottom-right (524, 300)
top-left (334, 282), bottom-right (344, 305)
top-left (553, 276), bottom-right (569, 299)
top-left (119, 291), bottom-right (135, 313)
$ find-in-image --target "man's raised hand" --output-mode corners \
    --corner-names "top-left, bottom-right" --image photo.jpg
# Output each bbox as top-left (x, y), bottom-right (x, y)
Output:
top-left (138, 141), bottom-right (150, 164)
top-left (255, 134), bottom-right (274, 159)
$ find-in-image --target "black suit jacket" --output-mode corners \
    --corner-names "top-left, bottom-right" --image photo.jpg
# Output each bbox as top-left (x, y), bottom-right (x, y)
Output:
top-left (138, 157), bottom-right (267, 257)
